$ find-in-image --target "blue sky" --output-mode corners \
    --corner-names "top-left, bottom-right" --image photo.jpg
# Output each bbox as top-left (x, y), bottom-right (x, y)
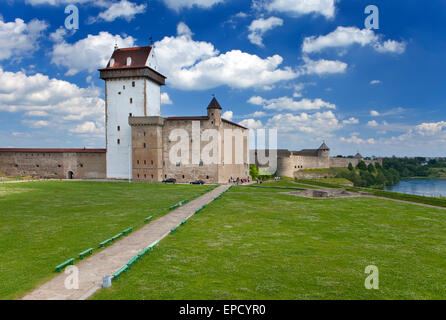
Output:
top-left (0, 0), bottom-right (445, 157)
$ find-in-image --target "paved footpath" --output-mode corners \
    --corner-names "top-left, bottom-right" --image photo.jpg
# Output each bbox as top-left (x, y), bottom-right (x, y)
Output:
top-left (22, 184), bottom-right (230, 300)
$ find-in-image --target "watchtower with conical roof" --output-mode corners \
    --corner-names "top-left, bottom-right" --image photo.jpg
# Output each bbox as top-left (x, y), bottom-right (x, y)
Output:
top-left (207, 97), bottom-right (222, 126)
top-left (317, 141), bottom-right (330, 159)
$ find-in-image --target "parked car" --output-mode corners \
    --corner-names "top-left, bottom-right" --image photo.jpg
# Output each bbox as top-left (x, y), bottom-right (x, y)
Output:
top-left (162, 178), bottom-right (177, 184)
top-left (190, 180), bottom-right (205, 185)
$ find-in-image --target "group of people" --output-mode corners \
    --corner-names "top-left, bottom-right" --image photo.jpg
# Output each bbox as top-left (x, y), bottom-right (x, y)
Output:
top-left (228, 176), bottom-right (280, 185)
top-left (228, 177), bottom-right (250, 185)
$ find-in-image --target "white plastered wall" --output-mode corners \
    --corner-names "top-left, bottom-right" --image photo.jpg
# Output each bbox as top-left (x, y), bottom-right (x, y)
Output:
top-left (106, 78), bottom-right (160, 179)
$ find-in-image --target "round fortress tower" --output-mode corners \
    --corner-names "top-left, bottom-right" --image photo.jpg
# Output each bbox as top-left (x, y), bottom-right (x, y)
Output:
top-left (207, 97), bottom-right (222, 126)
top-left (318, 141), bottom-right (330, 159)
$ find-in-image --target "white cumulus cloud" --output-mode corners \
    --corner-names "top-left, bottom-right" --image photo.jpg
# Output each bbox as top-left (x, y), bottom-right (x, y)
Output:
top-left (50, 31), bottom-right (136, 75)
top-left (154, 23), bottom-right (298, 90)
top-left (301, 56), bottom-right (347, 75)
top-left (24, 0), bottom-right (105, 4)
top-left (343, 117), bottom-right (359, 125)
top-left (260, 0), bottom-right (337, 19)
top-left (248, 95), bottom-right (336, 111)
top-left (161, 92), bottom-right (173, 105)
top-left (222, 110), bottom-right (234, 121)
top-left (0, 68), bottom-right (104, 136)
top-left (22, 120), bottom-right (49, 128)
top-left (70, 121), bottom-right (104, 134)
top-left (97, 0), bottom-right (146, 22)
top-left (252, 111), bottom-right (267, 117)
top-left (0, 17), bottom-right (48, 61)
top-left (367, 120), bottom-right (379, 127)
top-left (340, 134), bottom-right (376, 145)
top-left (162, 0), bottom-right (225, 11)
top-left (266, 111), bottom-right (341, 135)
top-left (302, 26), bottom-right (406, 54)
top-left (248, 16), bottom-right (283, 47)
top-left (239, 118), bottom-right (263, 129)
top-left (415, 121), bottom-right (446, 136)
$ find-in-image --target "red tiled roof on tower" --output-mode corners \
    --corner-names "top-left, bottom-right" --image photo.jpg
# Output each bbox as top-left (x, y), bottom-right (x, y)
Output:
top-left (106, 46), bottom-right (152, 69)
top-left (99, 45), bottom-right (166, 85)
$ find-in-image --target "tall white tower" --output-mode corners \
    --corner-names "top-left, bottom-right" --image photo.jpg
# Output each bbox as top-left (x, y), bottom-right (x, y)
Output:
top-left (99, 45), bottom-right (166, 179)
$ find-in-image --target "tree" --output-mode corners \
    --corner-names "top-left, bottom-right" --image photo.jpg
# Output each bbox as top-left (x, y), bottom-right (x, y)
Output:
top-left (367, 163), bottom-right (375, 173)
top-left (360, 171), bottom-right (376, 186)
top-left (375, 171), bottom-right (387, 186)
top-left (348, 163), bottom-right (354, 171)
top-left (357, 161), bottom-right (367, 171)
top-left (249, 165), bottom-right (259, 179)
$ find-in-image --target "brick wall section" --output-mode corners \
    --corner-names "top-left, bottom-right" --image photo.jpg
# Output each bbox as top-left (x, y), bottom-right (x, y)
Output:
top-left (130, 117), bottom-right (164, 182)
top-left (0, 149), bottom-right (106, 179)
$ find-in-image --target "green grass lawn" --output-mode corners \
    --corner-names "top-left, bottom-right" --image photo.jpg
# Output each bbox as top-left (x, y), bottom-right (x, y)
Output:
top-left (296, 179), bottom-right (446, 208)
top-left (260, 180), bottom-right (318, 189)
top-left (0, 175), bottom-right (35, 182)
top-left (314, 178), bottom-right (353, 186)
top-left (297, 176), bottom-right (446, 209)
top-left (295, 179), bottom-right (345, 189)
top-left (0, 181), bottom-right (209, 300)
top-left (93, 186), bottom-right (446, 300)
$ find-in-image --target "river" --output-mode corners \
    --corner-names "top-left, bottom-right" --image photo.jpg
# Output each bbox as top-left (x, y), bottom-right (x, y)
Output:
top-left (383, 179), bottom-right (446, 197)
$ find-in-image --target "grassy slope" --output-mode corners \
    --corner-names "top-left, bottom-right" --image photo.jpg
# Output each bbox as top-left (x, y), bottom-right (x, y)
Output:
top-left (296, 179), bottom-right (446, 208)
top-left (260, 181), bottom-right (318, 189)
top-left (295, 179), bottom-right (345, 189)
top-left (314, 178), bottom-right (353, 185)
top-left (93, 186), bottom-right (446, 300)
top-left (0, 181), bottom-right (209, 300)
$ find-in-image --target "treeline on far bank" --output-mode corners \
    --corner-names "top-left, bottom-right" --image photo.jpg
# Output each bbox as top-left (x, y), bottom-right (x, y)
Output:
top-left (336, 157), bottom-right (446, 188)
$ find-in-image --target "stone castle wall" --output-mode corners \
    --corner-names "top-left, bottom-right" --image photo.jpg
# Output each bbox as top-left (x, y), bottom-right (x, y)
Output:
top-left (252, 147), bottom-right (383, 178)
top-left (130, 110), bottom-right (249, 184)
top-left (162, 118), bottom-right (221, 183)
top-left (217, 120), bottom-right (250, 183)
top-left (329, 157), bottom-right (382, 168)
top-left (0, 149), bottom-right (106, 179)
top-left (276, 153), bottom-right (330, 177)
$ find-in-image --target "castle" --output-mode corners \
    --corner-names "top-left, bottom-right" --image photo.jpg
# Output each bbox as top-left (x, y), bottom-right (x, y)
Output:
top-left (0, 45), bottom-right (250, 184)
top-left (251, 142), bottom-right (382, 178)
top-left (0, 45), bottom-right (381, 182)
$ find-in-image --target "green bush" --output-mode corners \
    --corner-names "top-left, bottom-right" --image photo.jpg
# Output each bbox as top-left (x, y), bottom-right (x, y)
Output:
top-left (249, 165), bottom-right (259, 179)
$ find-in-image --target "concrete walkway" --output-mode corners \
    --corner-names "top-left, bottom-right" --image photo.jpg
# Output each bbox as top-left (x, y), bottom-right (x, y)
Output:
top-left (22, 184), bottom-right (230, 300)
